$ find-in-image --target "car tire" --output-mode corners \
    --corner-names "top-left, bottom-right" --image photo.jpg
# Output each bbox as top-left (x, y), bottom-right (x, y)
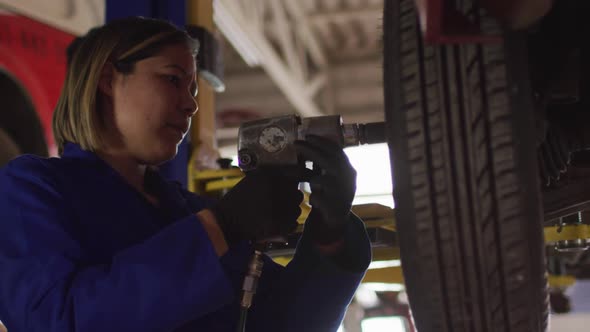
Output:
top-left (383, 1), bottom-right (549, 331)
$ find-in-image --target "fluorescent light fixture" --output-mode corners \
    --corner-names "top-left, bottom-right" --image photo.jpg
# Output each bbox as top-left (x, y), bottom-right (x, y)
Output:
top-left (361, 283), bottom-right (405, 292)
top-left (362, 316), bottom-right (407, 332)
top-left (213, 0), bottom-right (261, 66)
top-left (368, 259), bottom-right (401, 270)
top-left (353, 194), bottom-right (394, 208)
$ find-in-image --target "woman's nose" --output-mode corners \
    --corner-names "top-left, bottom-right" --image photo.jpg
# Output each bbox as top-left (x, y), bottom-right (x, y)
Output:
top-left (182, 93), bottom-right (198, 116)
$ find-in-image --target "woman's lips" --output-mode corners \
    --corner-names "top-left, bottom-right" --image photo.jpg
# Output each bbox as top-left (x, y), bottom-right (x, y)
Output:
top-left (165, 124), bottom-right (187, 140)
top-left (167, 123), bottom-right (189, 136)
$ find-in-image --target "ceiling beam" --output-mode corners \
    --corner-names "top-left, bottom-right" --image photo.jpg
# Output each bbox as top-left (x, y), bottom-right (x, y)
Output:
top-left (214, 0), bottom-right (325, 117)
top-left (282, 0), bottom-right (327, 68)
top-left (0, 0), bottom-right (104, 35)
top-left (308, 6), bottom-right (382, 25)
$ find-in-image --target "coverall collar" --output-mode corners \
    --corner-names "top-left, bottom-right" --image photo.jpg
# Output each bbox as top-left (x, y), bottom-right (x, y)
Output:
top-left (62, 142), bottom-right (102, 161)
top-left (61, 141), bottom-right (193, 224)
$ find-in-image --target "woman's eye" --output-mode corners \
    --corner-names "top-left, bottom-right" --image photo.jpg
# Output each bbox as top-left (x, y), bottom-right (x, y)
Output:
top-left (167, 75), bottom-right (181, 86)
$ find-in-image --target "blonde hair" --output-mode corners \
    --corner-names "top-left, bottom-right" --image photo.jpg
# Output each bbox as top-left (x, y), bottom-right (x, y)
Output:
top-left (53, 17), bottom-right (199, 155)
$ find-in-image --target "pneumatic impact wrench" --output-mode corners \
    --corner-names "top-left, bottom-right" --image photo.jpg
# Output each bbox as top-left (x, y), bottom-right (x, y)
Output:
top-left (234, 114), bottom-right (385, 331)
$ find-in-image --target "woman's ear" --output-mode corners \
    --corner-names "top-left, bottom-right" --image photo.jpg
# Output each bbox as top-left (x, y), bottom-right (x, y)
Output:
top-left (98, 62), bottom-right (115, 97)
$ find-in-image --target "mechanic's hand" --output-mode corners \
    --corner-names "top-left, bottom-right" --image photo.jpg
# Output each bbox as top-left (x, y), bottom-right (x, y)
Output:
top-left (295, 135), bottom-right (357, 244)
top-left (210, 170), bottom-right (303, 246)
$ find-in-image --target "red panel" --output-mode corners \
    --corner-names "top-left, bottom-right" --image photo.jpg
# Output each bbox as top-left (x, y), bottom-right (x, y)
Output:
top-left (0, 13), bottom-right (75, 155)
top-left (413, 0), bottom-right (502, 44)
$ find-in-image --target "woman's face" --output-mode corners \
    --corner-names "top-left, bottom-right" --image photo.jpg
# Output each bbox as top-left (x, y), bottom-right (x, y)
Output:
top-left (103, 43), bottom-right (198, 165)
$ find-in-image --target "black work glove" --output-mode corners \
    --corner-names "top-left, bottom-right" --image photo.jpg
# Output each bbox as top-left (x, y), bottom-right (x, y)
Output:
top-left (295, 135), bottom-right (357, 244)
top-left (210, 170), bottom-right (303, 246)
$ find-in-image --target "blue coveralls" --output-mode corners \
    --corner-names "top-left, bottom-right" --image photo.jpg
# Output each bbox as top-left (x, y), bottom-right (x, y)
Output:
top-left (0, 143), bottom-right (371, 331)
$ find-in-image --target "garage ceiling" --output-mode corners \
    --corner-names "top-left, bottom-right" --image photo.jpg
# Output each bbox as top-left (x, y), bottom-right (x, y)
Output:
top-left (213, 0), bottom-right (384, 147)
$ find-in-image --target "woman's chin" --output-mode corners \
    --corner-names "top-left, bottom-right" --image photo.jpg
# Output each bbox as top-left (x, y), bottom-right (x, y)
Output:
top-left (146, 145), bottom-right (178, 166)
